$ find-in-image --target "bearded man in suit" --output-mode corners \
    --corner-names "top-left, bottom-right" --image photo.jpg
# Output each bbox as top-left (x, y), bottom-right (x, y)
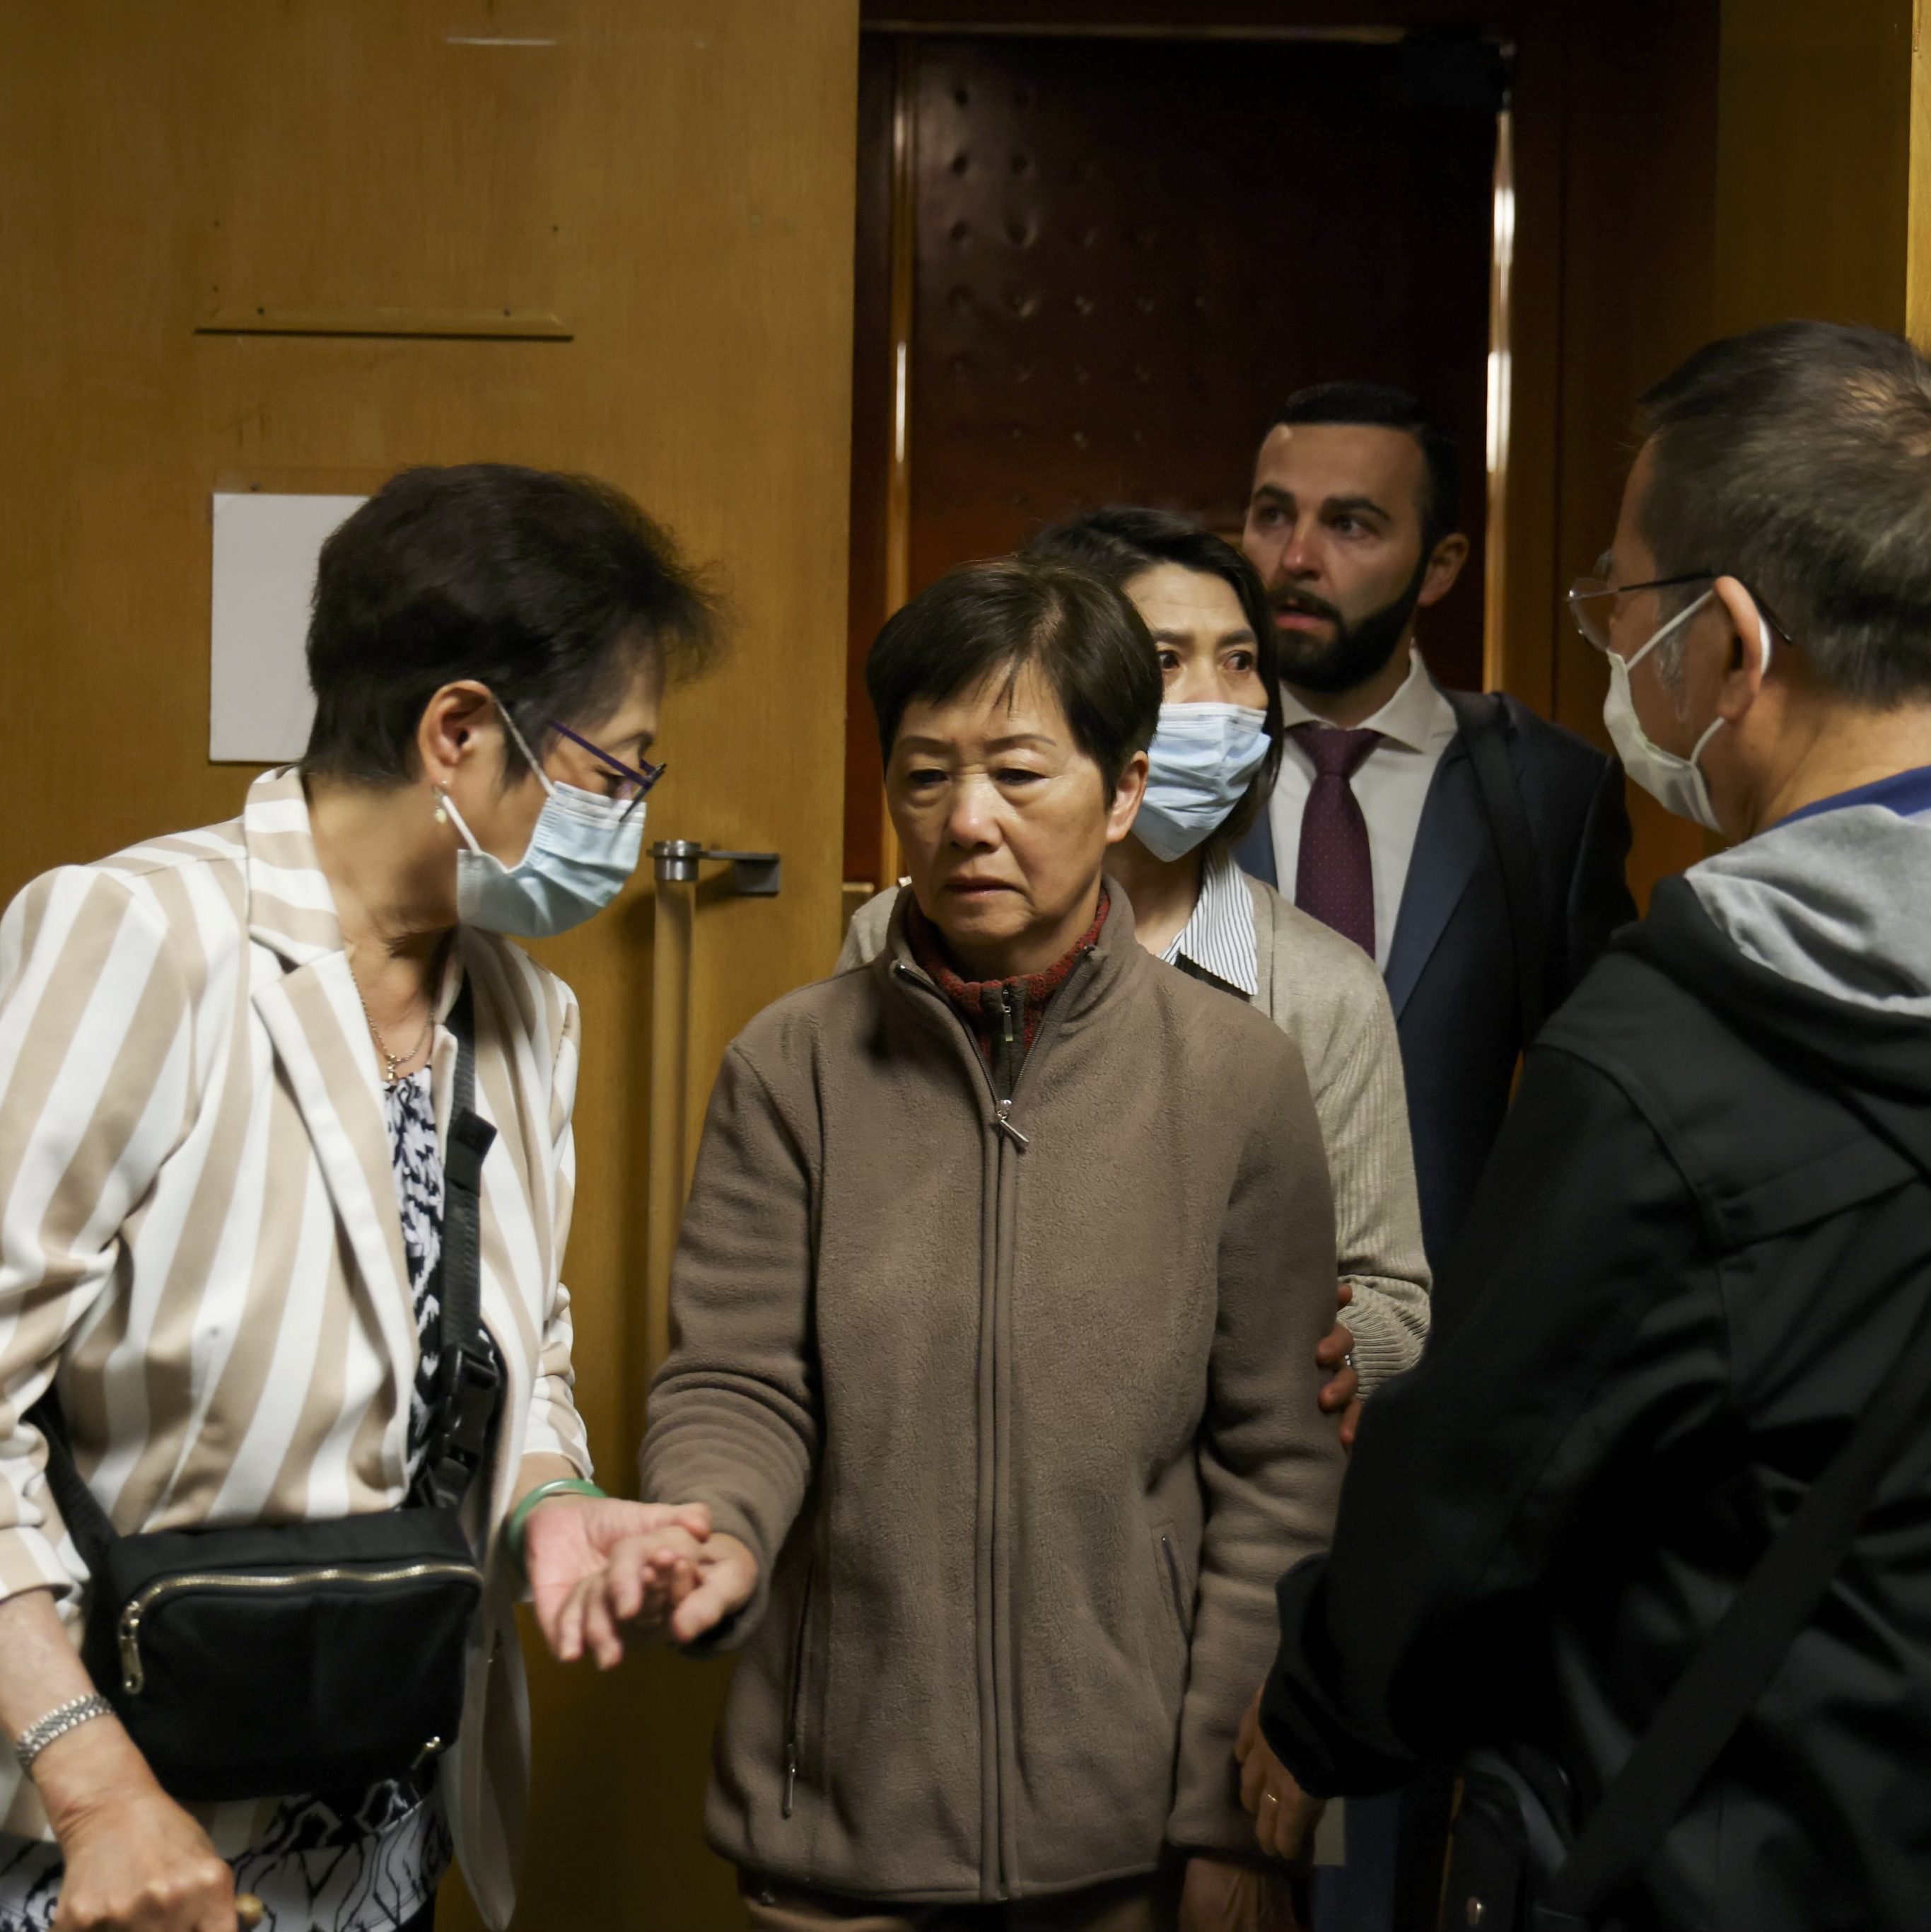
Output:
top-left (1237, 383), bottom-right (1635, 1273)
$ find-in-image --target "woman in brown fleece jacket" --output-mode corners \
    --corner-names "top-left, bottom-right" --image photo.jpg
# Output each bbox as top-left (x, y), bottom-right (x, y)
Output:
top-left (638, 559), bottom-right (1343, 1930)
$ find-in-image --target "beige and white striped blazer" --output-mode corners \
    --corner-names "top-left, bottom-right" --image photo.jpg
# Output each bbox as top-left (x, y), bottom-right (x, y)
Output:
top-left (0, 767), bottom-right (591, 1929)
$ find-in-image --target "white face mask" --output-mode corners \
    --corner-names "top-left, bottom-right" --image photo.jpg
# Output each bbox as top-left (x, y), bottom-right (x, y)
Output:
top-left (439, 703), bottom-right (647, 938)
top-left (1602, 591), bottom-right (1773, 835)
top-left (1133, 702), bottom-right (1271, 862)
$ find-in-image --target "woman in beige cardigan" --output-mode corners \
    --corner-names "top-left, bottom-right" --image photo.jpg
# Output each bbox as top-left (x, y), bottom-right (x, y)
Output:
top-left (0, 466), bottom-right (715, 1932)
top-left (841, 510), bottom-right (1430, 1446)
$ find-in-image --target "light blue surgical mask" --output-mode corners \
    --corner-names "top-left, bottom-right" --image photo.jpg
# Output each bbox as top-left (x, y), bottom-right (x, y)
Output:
top-left (438, 704), bottom-right (647, 938)
top-left (1133, 702), bottom-right (1271, 862)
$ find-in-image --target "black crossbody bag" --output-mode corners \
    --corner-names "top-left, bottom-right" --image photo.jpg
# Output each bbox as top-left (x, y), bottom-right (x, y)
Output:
top-left (1440, 1093), bottom-right (1931, 1931)
top-left (27, 983), bottom-right (504, 1802)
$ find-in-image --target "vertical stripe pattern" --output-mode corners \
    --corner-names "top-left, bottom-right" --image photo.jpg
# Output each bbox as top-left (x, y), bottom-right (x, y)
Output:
top-left (0, 769), bottom-right (589, 1927)
top-left (1162, 845), bottom-right (1261, 998)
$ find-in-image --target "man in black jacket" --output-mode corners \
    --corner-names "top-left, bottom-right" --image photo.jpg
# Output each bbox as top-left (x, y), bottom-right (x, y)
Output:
top-left (1252, 321), bottom-right (1931, 1930)
top-left (1234, 392), bottom-right (1636, 1932)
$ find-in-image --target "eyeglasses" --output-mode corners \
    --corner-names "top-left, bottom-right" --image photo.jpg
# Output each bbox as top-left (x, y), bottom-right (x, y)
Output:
top-left (1565, 568), bottom-right (1721, 653)
top-left (547, 718), bottom-right (667, 822)
top-left (1568, 564), bottom-right (1792, 658)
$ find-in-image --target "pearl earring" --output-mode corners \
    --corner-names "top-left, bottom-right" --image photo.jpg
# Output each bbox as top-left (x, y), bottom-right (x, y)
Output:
top-left (433, 787), bottom-right (449, 827)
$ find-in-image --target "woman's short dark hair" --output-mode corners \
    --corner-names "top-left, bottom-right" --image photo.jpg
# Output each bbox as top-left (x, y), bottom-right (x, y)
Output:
top-left (866, 557), bottom-right (1160, 797)
top-left (303, 463), bottom-right (721, 785)
top-left (1638, 322), bottom-right (1931, 705)
top-left (1022, 508), bottom-right (1285, 849)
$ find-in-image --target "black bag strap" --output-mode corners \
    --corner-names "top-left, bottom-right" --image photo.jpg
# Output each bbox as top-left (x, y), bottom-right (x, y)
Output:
top-left (25, 1384), bottom-right (116, 1570)
top-left (438, 977), bottom-right (490, 1354)
top-left (1546, 1097), bottom-right (1931, 1919)
top-left (1446, 690), bottom-right (1548, 1047)
top-left (416, 976), bottom-right (501, 1510)
top-left (26, 976), bottom-right (503, 1542)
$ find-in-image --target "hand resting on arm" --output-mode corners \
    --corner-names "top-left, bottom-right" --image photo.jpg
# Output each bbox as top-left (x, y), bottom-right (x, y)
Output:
top-left (0, 1589), bottom-right (236, 1932)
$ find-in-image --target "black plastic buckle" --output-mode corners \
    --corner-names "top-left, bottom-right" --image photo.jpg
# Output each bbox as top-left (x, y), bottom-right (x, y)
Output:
top-left (443, 1342), bottom-right (501, 1457)
top-left (421, 1342), bottom-right (503, 1508)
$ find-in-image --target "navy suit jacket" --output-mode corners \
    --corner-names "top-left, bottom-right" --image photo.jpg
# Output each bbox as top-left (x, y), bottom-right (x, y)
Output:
top-left (1236, 693), bottom-right (1635, 1265)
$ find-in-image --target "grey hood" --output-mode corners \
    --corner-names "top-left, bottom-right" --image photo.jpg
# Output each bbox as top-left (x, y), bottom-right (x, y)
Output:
top-left (1687, 804), bottom-right (1931, 1017)
top-left (1615, 803), bottom-right (1931, 1170)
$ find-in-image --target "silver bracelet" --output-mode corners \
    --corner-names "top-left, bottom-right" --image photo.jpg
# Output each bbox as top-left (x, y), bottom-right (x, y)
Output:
top-left (15, 1692), bottom-right (114, 1776)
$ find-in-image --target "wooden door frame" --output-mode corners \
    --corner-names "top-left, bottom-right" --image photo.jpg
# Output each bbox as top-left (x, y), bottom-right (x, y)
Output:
top-left (846, 7), bottom-right (1529, 898)
top-left (845, 0), bottom-right (1743, 912)
top-left (844, 4), bottom-right (1577, 798)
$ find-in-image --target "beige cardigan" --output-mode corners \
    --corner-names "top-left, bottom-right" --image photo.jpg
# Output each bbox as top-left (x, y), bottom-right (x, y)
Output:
top-left (0, 769), bottom-right (590, 1929)
top-left (839, 875), bottom-right (1430, 1390)
top-left (647, 887), bottom-right (1342, 1897)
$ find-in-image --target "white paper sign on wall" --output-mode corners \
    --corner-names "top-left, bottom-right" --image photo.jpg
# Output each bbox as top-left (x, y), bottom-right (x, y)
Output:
top-left (209, 491), bottom-right (366, 762)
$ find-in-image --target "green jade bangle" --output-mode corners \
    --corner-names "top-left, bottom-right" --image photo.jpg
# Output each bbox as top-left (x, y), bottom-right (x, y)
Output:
top-left (505, 1476), bottom-right (607, 1566)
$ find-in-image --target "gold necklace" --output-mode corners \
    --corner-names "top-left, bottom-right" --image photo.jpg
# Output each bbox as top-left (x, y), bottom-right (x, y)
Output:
top-left (354, 986), bottom-right (435, 1090)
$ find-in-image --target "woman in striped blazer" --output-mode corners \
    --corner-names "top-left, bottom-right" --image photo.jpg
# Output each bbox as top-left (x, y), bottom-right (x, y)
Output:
top-left (0, 467), bottom-right (716, 1932)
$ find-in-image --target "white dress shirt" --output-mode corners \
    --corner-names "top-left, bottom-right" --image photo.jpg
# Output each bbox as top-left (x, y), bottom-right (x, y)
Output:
top-left (1266, 648), bottom-right (1460, 971)
top-left (1160, 843), bottom-right (1260, 996)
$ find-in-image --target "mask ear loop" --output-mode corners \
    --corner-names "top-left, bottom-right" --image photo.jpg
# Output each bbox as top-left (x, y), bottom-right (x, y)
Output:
top-left (1687, 607), bottom-right (1776, 772)
top-left (435, 692), bottom-right (556, 856)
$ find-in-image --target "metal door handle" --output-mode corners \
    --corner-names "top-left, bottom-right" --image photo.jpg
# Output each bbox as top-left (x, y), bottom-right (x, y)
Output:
top-left (651, 839), bottom-right (781, 896)
top-left (644, 836), bottom-right (781, 1378)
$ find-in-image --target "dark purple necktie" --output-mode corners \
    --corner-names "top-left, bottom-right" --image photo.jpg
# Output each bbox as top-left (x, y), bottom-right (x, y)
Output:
top-left (1292, 723), bottom-right (1382, 958)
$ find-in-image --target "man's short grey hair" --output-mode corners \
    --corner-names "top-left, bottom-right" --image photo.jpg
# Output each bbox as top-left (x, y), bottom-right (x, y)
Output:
top-left (1638, 321), bottom-right (1931, 706)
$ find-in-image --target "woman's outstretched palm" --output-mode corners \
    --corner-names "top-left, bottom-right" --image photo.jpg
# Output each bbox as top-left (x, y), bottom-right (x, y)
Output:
top-left (523, 1496), bottom-right (711, 1667)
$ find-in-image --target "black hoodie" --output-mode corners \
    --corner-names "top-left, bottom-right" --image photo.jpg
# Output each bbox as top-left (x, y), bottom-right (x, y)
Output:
top-left (1261, 855), bottom-right (1931, 1932)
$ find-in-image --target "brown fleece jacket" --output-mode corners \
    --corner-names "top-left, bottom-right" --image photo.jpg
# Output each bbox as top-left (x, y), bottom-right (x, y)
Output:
top-left (641, 888), bottom-right (1343, 1904)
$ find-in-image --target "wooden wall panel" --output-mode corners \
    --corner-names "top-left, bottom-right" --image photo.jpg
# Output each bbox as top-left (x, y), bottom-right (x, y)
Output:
top-left (0, 6), bottom-right (858, 1928)
top-left (1716, 0), bottom-right (1912, 337)
top-left (846, 35), bottom-right (900, 883)
top-left (899, 32), bottom-right (1497, 691)
top-left (1486, 17), bottom-right (1563, 721)
top-left (865, 0), bottom-right (1515, 26)
top-left (851, 1), bottom-right (1931, 919)
top-left (1910, 0), bottom-right (1931, 349)
top-left (844, 2), bottom-right (1746, 912)
top-left (1543, 0), bottom-right (1722, 905)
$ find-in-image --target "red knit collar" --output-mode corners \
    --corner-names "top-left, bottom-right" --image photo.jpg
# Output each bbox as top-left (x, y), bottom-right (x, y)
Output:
top-left (904, 889), bottom-right (1109, 1057)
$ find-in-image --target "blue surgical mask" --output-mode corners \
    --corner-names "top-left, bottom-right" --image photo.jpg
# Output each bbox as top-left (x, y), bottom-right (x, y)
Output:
top-left (1133, 702), bottom-right (1271, 862)
top-left (439, 704), bottom-right (646, 938)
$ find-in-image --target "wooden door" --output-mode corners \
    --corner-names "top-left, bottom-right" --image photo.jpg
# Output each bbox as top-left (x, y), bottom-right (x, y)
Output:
top-left (844, 26), bottom-right (1500, 883)
top-left (0, 5), bottom-right (858, 1926)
